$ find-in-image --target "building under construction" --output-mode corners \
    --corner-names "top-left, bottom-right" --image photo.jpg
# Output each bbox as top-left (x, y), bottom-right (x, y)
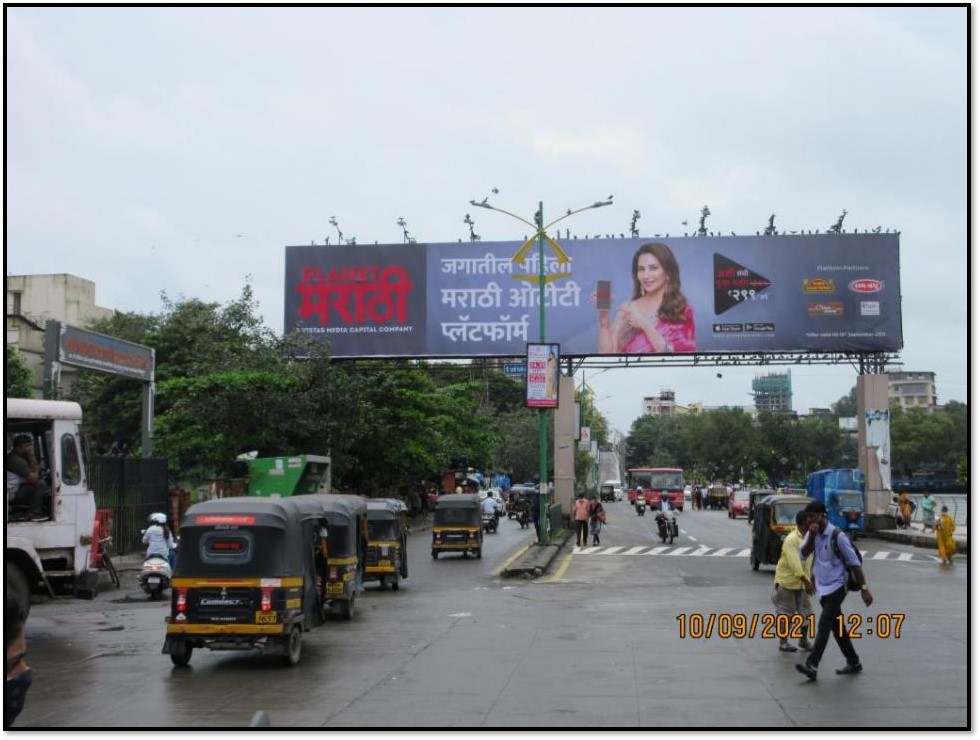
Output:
top-left (751, 370), bottom-right (793, 413)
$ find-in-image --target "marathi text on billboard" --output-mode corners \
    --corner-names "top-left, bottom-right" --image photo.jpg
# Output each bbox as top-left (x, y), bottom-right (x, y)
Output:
top-left (283, 234), bottom-right (902, 358)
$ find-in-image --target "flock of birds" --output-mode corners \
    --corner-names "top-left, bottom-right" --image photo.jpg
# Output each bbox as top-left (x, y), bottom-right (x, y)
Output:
top-left (310, 192), bottom-right (899, 245)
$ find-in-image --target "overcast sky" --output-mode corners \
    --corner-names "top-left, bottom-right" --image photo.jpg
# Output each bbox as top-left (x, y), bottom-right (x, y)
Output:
top-left (6, 6), bottom-right (968, 436)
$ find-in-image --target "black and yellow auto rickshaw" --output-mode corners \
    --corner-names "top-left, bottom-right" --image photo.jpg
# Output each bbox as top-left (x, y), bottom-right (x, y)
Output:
top-left (749, 494), bottom-right (811, 571)
top-left (319, 493), bottom-right (369, 619)
top-left (707, 484), bottom-right (729, 510)
top-left (162, 494), bottom-right (334, 668)
top-left (746, 488), bottom-right (778, 524)
top-left (365, 498), bottom-right (409, 591)
top-left (431, 493), bottom-right (483, 559)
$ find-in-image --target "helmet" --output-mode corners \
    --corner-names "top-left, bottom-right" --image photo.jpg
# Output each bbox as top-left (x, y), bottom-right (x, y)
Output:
top-left (149, 512), bottom-right (167, 525)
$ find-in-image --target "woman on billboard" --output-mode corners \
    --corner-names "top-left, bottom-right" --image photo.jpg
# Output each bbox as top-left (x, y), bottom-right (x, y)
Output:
top-left (596, 242), bottom-right (695, 354)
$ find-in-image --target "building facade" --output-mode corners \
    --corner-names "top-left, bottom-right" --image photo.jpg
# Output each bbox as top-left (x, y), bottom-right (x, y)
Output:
top-left (886, 369), bottom-right (937, 410)
top-left (751, 370), bottom-right (793, 413)
top-left (6, 274), bottom-right (114, 396)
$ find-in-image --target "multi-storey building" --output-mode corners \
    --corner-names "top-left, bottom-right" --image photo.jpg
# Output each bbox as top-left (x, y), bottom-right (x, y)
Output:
top-left (886, 369), bottom-right (937, 410)
top-left (6, 274), bottom-right (114, 396)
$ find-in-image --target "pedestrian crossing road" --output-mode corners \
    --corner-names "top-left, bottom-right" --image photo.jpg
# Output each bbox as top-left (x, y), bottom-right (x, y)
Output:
top-left (572, 544), bottom-right (941, 562)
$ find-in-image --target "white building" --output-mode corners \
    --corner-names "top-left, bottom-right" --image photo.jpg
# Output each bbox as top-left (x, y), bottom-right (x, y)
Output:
top-left (6, 274), bottom-right (114, 396)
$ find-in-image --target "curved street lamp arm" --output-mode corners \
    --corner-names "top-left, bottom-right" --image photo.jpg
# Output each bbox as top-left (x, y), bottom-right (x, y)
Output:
top-left (542, 200), bottom-right (613, 232)
top-left (469, 201), bottom-right (538, 231)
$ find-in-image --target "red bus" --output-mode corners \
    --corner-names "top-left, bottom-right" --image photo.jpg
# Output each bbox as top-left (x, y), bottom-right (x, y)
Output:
top-left (627, 467), bottom-right (686, 511)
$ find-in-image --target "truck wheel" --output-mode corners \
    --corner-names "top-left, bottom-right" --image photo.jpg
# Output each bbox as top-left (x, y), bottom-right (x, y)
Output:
top-left (170, 640), bottom-right (193, 668)
top-left (6, 564), bottom-right (31, 619)
top-left (283, 626), bottom-right (302, 666)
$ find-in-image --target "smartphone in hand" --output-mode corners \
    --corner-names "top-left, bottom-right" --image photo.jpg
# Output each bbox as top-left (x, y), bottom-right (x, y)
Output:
top-left (596, 280), bottom-right (611, 310)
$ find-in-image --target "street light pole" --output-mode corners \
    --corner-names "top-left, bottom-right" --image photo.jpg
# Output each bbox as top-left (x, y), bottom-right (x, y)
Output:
top-left (470, 195), bottom-right (613, 545)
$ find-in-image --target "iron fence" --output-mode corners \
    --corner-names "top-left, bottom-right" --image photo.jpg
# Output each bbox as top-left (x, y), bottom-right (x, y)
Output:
top-left (90, 456), bottom-right (169, 555)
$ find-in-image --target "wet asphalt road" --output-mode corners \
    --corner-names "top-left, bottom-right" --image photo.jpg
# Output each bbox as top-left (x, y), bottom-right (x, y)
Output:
top-left (14, 504), bottom-right (968, 730)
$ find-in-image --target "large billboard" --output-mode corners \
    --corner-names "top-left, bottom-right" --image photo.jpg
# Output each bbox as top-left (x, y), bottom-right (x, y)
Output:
top-left (284, 234), bottom-right (901, 358)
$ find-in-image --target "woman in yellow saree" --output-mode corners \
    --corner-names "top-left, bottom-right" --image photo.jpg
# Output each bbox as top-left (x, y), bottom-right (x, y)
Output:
top-left (935, 505), bottom-right (956, 565)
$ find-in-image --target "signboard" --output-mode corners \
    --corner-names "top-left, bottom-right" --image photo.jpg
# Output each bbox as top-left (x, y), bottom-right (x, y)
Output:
top-left (580, 426), bottom-right (592, 444)
top-left (503, 362), bottom-right (527, 377)
top-left (56, 323), bottom-right (155, 381)
top-left (284, 234), bottom-right (902, 358)
top-left (525, 343), bottom-right (559, 408)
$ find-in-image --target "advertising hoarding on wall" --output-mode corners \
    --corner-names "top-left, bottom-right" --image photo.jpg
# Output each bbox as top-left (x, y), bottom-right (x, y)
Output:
top-left (284, 234), bottom-right (901, 359)
top-left (525, 343), bottom-right (560, 408)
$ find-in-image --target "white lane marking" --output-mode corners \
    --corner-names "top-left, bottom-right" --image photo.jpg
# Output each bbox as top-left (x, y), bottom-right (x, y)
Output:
top-left (599, 547), bottom-right (625, 555)
top-left (667, 547), bottom-right (692, 556)
top-left (897, 552), bottom-right (913, 561)
top-left (623, 546), bottom-right (649, 555)
top-left (872, 551), bottom-right (892, 560)
top-left (644, 546), bottom-right (672, 555)
top-left (709, 547), bottom-right (735, 557)
top-left (688, 545), bottom-right (713, 557)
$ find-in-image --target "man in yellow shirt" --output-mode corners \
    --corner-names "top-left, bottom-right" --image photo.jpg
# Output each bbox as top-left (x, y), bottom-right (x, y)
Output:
top-left (771, 510), bottom-right (814, 652)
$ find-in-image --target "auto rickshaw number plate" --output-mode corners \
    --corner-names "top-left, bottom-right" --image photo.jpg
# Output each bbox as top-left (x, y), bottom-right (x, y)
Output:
top-left (378, 559), bottom-right (391, 568)
top-left (255, 612), bottom-right (278, 624)
top-left (327, 582), bottom-right (344, 594)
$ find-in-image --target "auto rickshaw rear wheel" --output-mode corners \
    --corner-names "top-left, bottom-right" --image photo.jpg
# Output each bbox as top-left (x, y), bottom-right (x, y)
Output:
top-left (476, 547), bottom-right (482, 560)
top-left (341, 595), bottom-right (355, 620)
top-left (751, 554), bottom-right (760, 571)
top-left (170, 640), bottom-right (193, 668)
top-left (391, 573), bottom-right (400, 591)
top-left (431, 550), bottom-right (438, 560)
top-left (283, 626), bottom-right (302, 667)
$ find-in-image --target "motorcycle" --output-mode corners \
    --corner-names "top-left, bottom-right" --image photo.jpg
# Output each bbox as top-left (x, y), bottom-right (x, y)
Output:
top-left (517, 506), bottom-right (530, 529)
top-left (634, 499), bottom-right (646, 516)
top-left (139, 553), bottom-right (173, 600)
top-left (482, 511), bottom-right (499, 534)
top-left (655, 505), bottom-right (679, 544)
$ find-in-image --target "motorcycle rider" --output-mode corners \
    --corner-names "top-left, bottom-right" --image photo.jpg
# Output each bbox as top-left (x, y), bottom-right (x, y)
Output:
top-left (142, 512), bottom-right (176, 564)
top-left (482, 492), bottom-right (500, 530)
top-left (656, 491), bottom-right (675, 538)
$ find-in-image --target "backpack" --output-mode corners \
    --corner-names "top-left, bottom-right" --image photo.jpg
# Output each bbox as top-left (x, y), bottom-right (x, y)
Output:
top-left (830, 528), bottom-right (863, 592)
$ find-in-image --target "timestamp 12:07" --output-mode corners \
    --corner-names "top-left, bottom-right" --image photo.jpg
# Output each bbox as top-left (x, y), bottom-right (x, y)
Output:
top-left (836, 613), bottom-right (905, 639)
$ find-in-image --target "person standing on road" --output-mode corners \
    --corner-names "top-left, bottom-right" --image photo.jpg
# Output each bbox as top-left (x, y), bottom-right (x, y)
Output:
top-left (921, 491), bottom-right (937, 533)
top-left (771, 510), bottom-right (814, 653)
top-left (897, 491), bottom-right (913, 529)
top-left (5, 587), bottom-right (32, 728)
top-left (573, 493), bottom-right (591, 547)
top-left (795, 499), bottom-right (872, 682)
top-left (588, 496), bottom-right (606, 546)
top-left (935, 505), bottom-right (956, 565)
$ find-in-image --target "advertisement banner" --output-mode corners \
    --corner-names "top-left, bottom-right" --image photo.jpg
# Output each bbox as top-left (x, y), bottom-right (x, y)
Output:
top-left (526, 343), bottom-right (560, 408)
top-left (284, 234), bottom-right (901, 358)
top-left (864, 407), bottom-right (892, 491)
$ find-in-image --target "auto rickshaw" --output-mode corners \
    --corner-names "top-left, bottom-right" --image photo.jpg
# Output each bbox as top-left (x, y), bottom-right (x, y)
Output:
top-left (365, 498), bottom-right (409, 591)
top-left (746, 488), bottom-right (777, 524)
top-left (162, 494), bottom-right (334, 668)
top-left (319, 494), bottom-right (369, 619)
top-left (599, 483), bottom-right (616, 503)
top-left (707, 484), bottom-right (729, 510)
top-left (431, 493), bottom-right (483, 559)
top-left (749, 494), bottom-right (811, 571)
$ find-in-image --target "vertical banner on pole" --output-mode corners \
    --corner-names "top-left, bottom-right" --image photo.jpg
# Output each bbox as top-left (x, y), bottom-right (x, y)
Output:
top-left (525, 343), bottom-right (560, 408)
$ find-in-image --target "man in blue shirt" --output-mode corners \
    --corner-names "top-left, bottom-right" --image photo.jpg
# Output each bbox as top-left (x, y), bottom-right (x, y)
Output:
top-left (795, 500), bottom-right (873, 682)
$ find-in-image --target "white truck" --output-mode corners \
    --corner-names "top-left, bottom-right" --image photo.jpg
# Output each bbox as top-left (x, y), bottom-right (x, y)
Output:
top-left (6, 398), bottom-right (100, 612)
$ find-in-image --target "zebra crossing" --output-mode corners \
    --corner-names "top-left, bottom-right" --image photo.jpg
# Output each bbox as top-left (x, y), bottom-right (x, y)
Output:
top-left (573, 544), bottom-right (929, 562)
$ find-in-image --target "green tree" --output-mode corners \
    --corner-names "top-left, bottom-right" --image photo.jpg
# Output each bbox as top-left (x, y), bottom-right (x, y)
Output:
top-left (5, 345), bottom-right (34, 398)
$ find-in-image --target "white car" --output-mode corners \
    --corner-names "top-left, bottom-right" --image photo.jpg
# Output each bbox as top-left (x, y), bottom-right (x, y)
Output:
top-left (684, 485), bottom-right (692, 500)
top-left (613, 486), bottom-right (624, 501)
